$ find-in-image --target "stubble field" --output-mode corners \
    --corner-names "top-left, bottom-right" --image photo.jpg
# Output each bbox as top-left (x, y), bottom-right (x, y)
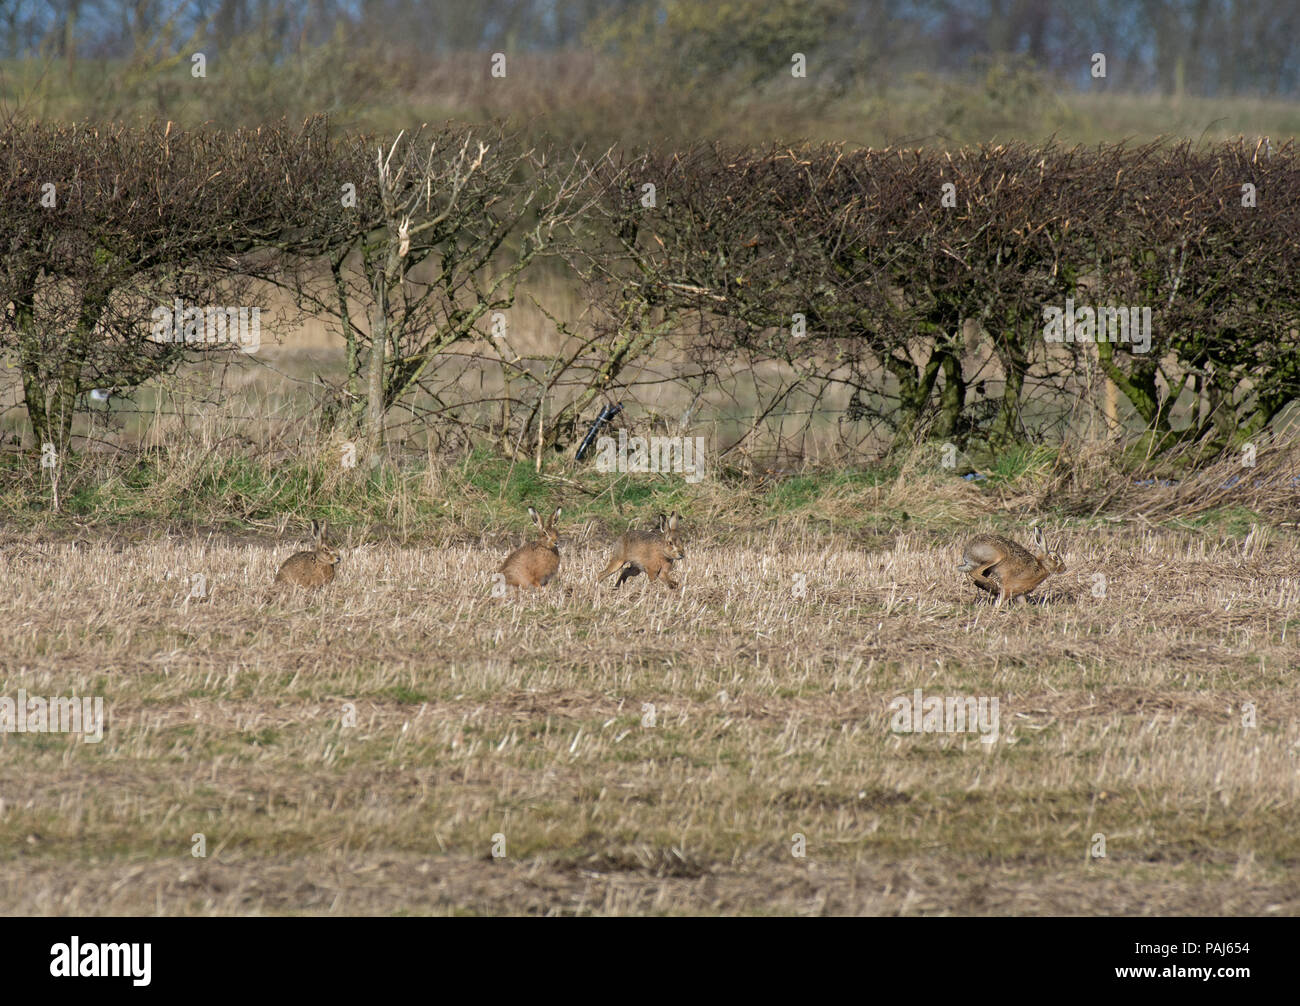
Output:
top-left (1, 515), bottom-right (1297, 916)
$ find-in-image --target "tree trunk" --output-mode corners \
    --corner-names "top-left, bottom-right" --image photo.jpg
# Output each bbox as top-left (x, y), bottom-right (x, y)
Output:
top-left (932, 347), bottom-right (965, 440)
top-left (886, 347), bottom-right (942, 452)
top-left (365, 271), bottom-right (388, 465)
top-left (15, 291), bottom-right (77, 458)
top-left (990, 363), bottom-right (1024, 447)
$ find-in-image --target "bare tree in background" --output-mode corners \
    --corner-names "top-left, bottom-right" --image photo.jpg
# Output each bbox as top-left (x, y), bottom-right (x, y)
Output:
top-left (277, 125), bottom-right (598, 462)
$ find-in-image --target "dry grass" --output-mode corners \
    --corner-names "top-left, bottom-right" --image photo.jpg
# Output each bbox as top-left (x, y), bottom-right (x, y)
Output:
top-left (0, 516), bottom-right (1297, 916)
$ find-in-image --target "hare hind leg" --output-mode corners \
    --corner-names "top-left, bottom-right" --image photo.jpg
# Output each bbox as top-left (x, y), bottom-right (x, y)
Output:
top-left (614, 563), bottom-right (643, 589)
top-left (968, 563), bottom-right (1000, 598)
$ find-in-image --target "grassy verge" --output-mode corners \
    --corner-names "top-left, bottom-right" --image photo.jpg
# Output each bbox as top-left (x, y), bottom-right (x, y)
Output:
top-left (2, 440), bottom-right (1293, 545)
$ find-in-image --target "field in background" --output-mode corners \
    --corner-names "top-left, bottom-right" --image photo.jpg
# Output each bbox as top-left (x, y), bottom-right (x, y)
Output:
top-left (0, 508), bottom-right (1296, 915)
top-left (7, 50), bottom-right (1300, 150)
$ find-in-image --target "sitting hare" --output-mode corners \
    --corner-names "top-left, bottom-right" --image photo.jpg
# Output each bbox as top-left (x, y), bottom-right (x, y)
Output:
top-left (957, 527), bottom-right (1065, 606)
top-left (599, 511), bottom-right (685, 589)
top-left (499, 506), bottom-right (562, 588)
top-left (275, 520), bottom-right (340, 589)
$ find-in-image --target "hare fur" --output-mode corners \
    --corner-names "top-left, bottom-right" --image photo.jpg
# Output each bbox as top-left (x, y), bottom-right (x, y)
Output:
top-left (957, 528), bottom-right (1065, 606)
top-left (275, 520), bottom-right (340, 589)
top-left (599, 511), bottom-right (685, 589)
top-left (499, 506), bottom-right (562, 588)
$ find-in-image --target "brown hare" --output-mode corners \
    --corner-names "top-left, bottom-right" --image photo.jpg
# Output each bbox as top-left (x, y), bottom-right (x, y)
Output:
top-left (275, 520), bottom-right (340, 589)
top-left (499, 506), bottom-right (562, 588)
top-left (599, 511), bottom-right (685, 589)
top-left (957, 527), bottom-right (1065, 607)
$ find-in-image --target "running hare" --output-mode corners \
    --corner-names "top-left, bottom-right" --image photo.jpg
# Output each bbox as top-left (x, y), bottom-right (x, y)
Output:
top-left (499, 506), bottom-right (562, 588)
top-left (957, 527), bottom-right (1065, 606)
top-left (599, 511), bottom-right (685, 589)
top-left (275, 520), bottom-right (340, 589)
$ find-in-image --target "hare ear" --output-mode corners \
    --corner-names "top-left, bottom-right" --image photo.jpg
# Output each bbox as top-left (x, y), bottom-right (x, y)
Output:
top-left (1032, 527), bottom-right (1046, 552)
top-left (528, 506), bottom-right (542, 529)
top-left (550, 506), bottom-right (562, 527)
top-left (310, 519), bottom-right (321, 541)
top-left (667, 512), bottom-right (679, 531)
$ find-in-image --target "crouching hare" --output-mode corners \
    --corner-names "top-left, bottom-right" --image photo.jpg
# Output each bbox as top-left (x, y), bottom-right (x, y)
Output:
top-left (499, 506), bottom-right (562, 588)
top-left (599, 511), bottom-right (685, 589)
top-left (957, 527), bottom-right (1065, 607)
top-left (275, 520), bottom-right (340, 589)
